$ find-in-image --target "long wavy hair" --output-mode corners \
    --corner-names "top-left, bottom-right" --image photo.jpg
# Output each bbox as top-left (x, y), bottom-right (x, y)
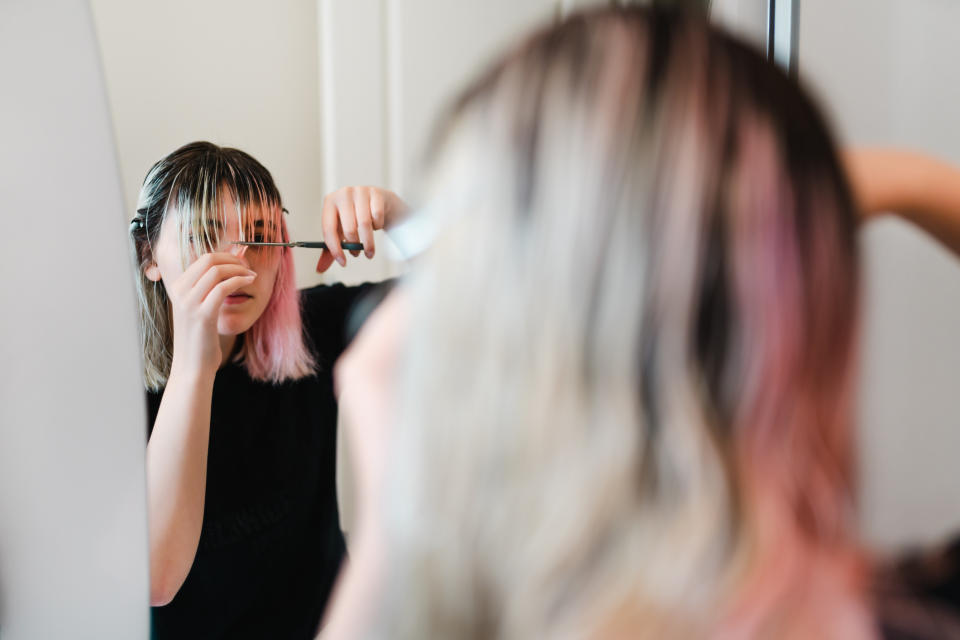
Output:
top-left (376, 6), bottom-right (869, 639)
top-left (129, 141), bottom-right (314, 390)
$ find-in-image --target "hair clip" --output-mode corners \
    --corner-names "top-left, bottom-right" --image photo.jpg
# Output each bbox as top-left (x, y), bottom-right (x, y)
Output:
top-left (282, 207), bottom-right (289, 215)
top-left (130, 206), bottom-right (149, 230)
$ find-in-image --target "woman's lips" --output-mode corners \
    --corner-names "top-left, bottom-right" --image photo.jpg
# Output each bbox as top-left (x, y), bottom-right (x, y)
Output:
top-left (224, 293), bottom-right (252, 305)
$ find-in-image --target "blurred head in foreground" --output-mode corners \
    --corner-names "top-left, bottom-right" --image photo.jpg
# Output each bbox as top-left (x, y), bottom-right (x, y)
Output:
top-left (379, 6), bottom-right (866, 638)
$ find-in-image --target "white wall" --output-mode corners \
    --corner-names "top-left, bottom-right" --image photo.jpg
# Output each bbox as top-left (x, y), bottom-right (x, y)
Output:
top-left (798, 0), bottom-right (960, 549)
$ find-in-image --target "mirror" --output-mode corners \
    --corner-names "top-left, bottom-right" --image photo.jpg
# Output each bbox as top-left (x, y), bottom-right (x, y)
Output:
top-left (5, 0), bottom-right (959, 636)
top-left (0, 1), bottom-right (147, 636)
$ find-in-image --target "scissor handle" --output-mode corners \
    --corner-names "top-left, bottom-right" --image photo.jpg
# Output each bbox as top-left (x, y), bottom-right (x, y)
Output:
top-left (297, 241), bottom-right (365, 251)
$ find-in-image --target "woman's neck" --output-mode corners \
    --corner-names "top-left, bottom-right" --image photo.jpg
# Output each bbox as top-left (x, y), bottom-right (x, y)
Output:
top-left (219, 334), bottom-right (238, 368)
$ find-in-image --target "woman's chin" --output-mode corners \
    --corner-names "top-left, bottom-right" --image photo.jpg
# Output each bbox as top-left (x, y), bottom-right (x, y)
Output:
top-left (217, 314), bottom-right (257, 336)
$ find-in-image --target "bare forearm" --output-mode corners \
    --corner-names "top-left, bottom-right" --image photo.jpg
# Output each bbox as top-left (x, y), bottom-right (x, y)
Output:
top-left (319, 526), bottom-right (385, 639)
top-left (146, 366), bottom-right (215, 606)
top-left (845, 148), bottom-right (960, 257)
top-left (322, 293), bottom-right (406, 638)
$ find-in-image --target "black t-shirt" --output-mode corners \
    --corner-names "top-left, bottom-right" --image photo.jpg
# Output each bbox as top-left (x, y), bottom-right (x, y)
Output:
top-left (146, 282), bottom-right (377, 639)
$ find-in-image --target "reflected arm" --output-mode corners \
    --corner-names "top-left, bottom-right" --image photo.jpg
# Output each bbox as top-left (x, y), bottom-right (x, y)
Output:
top-left (145, 367), bottom-right (215, 606)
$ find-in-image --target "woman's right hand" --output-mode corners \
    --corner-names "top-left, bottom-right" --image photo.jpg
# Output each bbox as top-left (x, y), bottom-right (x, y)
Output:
top-left (165, 252), bottom-right (257, 375)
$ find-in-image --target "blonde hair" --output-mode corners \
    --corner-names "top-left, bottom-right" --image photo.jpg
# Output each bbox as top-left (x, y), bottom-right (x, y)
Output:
top-left (375, 7), bottom-right (871, 639)
top-left (129, 141), bottom-right (314, 390)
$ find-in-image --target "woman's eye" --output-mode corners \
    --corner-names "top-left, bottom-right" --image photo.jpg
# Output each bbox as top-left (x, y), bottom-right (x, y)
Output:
top-left (253, 234), bottom-right (266, 243)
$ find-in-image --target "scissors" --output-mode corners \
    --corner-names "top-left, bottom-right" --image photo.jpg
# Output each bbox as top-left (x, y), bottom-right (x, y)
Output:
top-left (232, 240), bottom-right (366, 251)
top-left (232, 214), bottom-right (433, 260)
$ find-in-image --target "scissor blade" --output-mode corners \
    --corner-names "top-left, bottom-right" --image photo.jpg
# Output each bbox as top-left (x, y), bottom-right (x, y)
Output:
top-left (230, 240), bottom-right (365, 250)
top-left (231, 241), bottom-right (295, 247)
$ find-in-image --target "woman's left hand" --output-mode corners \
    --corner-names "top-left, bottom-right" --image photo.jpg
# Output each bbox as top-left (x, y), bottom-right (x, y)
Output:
top-left (317, 186), bottom-right (408, 273)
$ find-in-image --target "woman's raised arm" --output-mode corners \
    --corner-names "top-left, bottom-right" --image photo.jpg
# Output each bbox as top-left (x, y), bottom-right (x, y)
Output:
top-left (845, 148), bottom-right (960, 258)
top-left (146, 252), bottom-right (257, 606)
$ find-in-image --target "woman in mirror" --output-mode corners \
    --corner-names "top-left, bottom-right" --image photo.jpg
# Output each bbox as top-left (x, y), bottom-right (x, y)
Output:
top-left (326, 6), bottom-right (960, 639)
top-left (128, 141), bottom-right (404, 638)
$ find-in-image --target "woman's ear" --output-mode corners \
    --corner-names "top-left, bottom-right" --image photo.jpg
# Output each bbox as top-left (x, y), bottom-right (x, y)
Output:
top-left (144, 261), bottom-right (162, 282)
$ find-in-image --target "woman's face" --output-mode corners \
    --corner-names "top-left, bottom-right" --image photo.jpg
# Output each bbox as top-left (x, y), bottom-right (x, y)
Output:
top-left (144, 190), bottom-right (281, 336)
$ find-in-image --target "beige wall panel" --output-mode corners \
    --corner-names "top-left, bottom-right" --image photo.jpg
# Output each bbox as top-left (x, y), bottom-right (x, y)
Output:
top-left (319, 0), bottom-right (398, 285)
